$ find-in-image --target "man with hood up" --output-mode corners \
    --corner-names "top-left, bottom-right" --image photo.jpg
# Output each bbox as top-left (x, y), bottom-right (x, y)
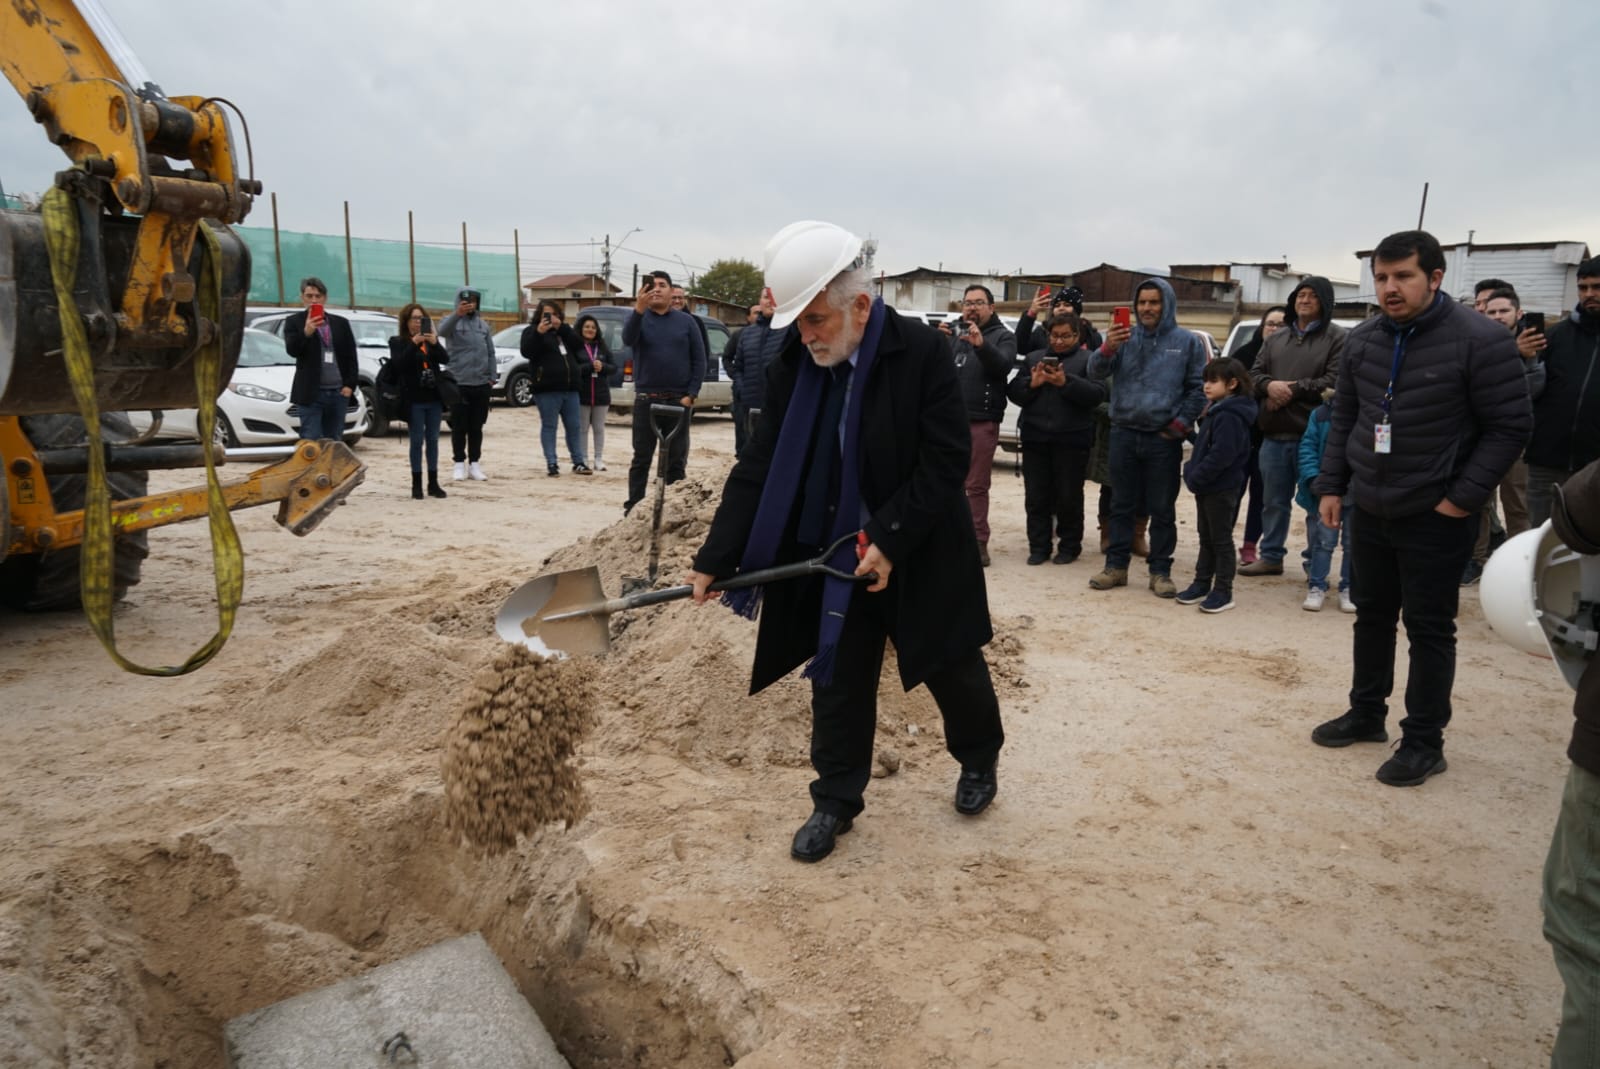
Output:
top-left (1085, 277), bottom-right (1209, 597)
top-left (1241, 276), bottom-right (1345, 579)
top-left (437, 286), bottom-right (497, 481)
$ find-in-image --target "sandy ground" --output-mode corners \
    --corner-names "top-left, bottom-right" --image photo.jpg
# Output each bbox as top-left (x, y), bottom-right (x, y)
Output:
top-left (0, 406), bottom-right (1577, 1068)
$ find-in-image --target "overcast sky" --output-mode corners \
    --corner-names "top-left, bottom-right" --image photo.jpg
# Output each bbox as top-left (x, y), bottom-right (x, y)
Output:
top-left (3, 0), bottom-right (1593, 292)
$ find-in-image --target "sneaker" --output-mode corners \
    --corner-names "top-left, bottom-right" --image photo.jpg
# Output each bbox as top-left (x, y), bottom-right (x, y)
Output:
top-left (1174, 581), bottom-right (1210, 605)
top-left (1338, 589), bottom-right (1356, 613)
top-left (547, 463), bottom-right (560, 478)
top-left (1149, 573), bottom-right (1177, 599)
top-left (1302, 588), bottom-right (1326, 612)
top-left (1375, 740), bottom-right (1448, 787)
top-left (1088, 566), bottom-right (1128, 590)
top-left (594, 459), bottom-right (607, 471)
top-left (1238, 559), bottom-right (1284, 576)
top-left (452, 461), bottom-right (467, 481)
top-left (468, 461), bottom-right (487, 481)
top-left (1199, 590), bottom-right (1234, 613)
top-left (1460, 560), bottom-right (1484, 586)
top-left (573, 463), bottom-right (593, 476)
top-left (1026, 551), bottom-right (1049, 566)
top-left (1311, 711), bottom-right (1389, 748)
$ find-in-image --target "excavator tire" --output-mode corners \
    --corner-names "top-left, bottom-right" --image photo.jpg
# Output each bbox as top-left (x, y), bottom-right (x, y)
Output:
top-left (0, 413), bottom-right (150, 612)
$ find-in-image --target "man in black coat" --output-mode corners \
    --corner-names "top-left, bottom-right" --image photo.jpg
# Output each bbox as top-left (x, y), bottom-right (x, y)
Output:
top-left (1312, 230), bottom-right (1531, 787)
top-left (281, 276), bottom-right (359, 441)
top-left (688, 221), bottom-right (1005, 863)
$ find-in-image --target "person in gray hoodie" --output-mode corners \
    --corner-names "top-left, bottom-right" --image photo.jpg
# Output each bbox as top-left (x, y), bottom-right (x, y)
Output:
top-left (1240, 276), bottom-right (1345, 577)
top-left (1085, 276), bottom-right (1209, 597)
top-left (436, 286), bottom-right (497, 481)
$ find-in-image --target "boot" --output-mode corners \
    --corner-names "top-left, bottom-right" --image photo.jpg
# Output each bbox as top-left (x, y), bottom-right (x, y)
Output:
top-left (427, 470), bottom-right (447, 498)
top-left (411, 472), bottom-right (423, 500)
top-left (1132, 516), bottom-right (1150, 558)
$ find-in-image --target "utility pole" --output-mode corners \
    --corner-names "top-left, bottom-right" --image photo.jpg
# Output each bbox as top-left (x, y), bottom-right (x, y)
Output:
top-left (1417, 181), bottom-right (1430, 229)
top-left (601, 233), bottom-right (612, 290)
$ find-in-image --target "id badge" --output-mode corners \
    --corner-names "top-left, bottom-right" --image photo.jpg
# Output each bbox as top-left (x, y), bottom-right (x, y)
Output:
top-left (1374, 421), bottom-right (1392, 455)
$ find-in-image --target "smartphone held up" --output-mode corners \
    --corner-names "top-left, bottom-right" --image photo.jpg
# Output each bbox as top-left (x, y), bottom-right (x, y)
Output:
top-left (1112, 306), bottom-right (1132, 330)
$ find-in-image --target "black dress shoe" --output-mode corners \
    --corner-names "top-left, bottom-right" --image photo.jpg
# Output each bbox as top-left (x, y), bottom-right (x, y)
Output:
top-left (954, 764), bottom-right (998, 815)
top-left (791, 810), bottom-right (852, 862)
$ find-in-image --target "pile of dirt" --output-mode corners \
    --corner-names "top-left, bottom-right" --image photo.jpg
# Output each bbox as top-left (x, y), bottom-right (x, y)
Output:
top-left (441, 647), bottom-right (593, 854)
top-left (520, 473), bottom-right (1030, 779)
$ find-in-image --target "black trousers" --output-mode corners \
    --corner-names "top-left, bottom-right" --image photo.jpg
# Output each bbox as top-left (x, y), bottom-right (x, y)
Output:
top-left (449, 383), bottom-right (492, 463)
top-left (1021, 440), bottom-right (1089, 556)
top-left (627, 398), bottom-right (691, 509)
top-left (1192, 487), bottom-right (1242, 593)
top-left (809, 585), bottom-right (1005, 819)
top-left (731, 399), bottom-right (750, 457)
top-left (1347, 505), bottom-right (1477, 749)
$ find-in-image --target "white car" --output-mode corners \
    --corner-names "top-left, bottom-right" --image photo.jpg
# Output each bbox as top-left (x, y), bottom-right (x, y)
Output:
top-left (1220, 317), bottom-right (1364, 362)
top-left (250, 309), bottom-right (399, 436)
top-left (126, 327), bottom-right (366, 448)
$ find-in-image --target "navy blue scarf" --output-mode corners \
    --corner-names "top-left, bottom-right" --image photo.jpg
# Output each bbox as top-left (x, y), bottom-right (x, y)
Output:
top-left (723, 298), bottom-right (887, 685)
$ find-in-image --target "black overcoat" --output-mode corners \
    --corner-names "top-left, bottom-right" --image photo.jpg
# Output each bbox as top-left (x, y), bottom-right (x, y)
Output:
top-left (693, 309), bottom-right (992, 694)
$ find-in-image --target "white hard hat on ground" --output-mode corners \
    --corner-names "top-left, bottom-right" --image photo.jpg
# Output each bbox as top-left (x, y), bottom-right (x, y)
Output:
top-left (763, 221), bottom-right (864, 329)
top-left (1480, 520), bottom-right (1599, 690)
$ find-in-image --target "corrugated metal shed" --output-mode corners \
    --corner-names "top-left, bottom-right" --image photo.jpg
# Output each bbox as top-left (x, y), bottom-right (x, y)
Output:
top-left (1354, 240), bottom-right (1590, 313)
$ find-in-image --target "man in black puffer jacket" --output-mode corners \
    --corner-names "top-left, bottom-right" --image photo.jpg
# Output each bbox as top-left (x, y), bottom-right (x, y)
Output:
top-left (727, 290), bottom-right (790, 457)
top-left (1526, 258), bottom-right (1600, 526)
top-left (1311, 230), bottom-right (1531, 788)
top-left (942, 284), bottom-right (1017, 565)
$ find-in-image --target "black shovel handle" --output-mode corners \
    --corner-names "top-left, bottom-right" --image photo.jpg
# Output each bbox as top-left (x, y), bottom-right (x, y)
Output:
top-left (650, 402), bottom-right (687, 444)
top-left (543, 532), bottom-right (870, 623)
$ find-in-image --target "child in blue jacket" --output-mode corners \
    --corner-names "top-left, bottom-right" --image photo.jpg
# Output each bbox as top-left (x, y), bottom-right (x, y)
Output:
top-left (1296, 392), bottom-right (1353, 612)
top-left (1177, 358), bottom-right (1259, 613)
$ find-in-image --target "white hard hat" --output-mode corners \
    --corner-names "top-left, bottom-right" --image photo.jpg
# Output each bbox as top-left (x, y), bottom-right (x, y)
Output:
top-left (1479, 520), bottom-right (1599, 690)
top-left (763, 221), bottom-right (864, 329)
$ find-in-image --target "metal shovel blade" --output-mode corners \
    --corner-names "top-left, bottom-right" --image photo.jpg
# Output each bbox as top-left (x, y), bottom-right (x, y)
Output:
top-left (494, 566), bottom-right (612, 656)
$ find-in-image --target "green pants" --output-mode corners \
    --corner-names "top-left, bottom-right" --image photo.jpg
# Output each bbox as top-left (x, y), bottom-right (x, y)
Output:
top-left (1545, 761), bottom-right (1600, 1068)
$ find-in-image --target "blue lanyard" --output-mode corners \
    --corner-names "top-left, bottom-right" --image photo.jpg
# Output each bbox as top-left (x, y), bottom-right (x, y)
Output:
top-left (1380, 326), bottom-right (1415, 420)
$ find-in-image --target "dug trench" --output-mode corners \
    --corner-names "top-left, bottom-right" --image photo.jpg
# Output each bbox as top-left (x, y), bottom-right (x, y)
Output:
top-left (0, 471), bottom-right (1031, 1068)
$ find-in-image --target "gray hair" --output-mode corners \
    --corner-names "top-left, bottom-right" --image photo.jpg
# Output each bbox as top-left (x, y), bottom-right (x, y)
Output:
top-left (824, 264), bottom-right (873, 311)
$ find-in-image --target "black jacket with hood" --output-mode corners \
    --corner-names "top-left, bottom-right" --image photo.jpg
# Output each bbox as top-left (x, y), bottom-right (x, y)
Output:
top-left (1526, 304), bottom-right (1600, 474)
top-left (1250, 276), bottom-right (1345, 441)
top-left (1313, 291), bottom-right (1531, 518)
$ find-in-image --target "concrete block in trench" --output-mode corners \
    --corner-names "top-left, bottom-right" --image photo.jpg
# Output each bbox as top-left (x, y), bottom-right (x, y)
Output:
top-left (225, 932), bottom-right (569, 1068)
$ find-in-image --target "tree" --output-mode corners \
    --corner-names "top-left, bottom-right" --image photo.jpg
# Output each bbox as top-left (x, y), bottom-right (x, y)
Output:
top-left (694, 258), bottom-right (763, 308)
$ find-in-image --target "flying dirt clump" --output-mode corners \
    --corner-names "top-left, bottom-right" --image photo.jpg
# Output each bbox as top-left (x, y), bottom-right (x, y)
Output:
top-left (441, 646), bottom-right (593, 854)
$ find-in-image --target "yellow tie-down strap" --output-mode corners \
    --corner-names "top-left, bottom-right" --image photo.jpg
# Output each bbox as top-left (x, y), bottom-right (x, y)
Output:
top-left (42, 184), bottom-right (243, 676)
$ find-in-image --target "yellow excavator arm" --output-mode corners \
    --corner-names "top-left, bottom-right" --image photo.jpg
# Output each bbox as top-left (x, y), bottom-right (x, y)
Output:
top-left (1, 1), bottom-right (365, 675)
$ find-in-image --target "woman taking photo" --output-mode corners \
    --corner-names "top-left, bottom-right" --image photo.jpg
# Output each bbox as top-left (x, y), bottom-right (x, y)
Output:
top-left (520, 300), bottom-right (591, 477)
top-left (573, 313), bottom-right (616, 470)
top-left (389, 303), bottom-right (450, 499)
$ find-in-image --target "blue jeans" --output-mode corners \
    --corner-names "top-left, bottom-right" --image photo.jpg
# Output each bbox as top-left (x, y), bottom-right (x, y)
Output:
top-left (408, 401), bottom-right (442, 473)
top-left (1106, 427), bottom-right (1182, 574)
top-left (535, 390), bottom-right (584, 467)
top-left (1257, 438), bottom-right (1299, 564)
top-left (297, 387), bottom-right (347, 440)
top-left (1306, 506), bottom-right (1351, 592)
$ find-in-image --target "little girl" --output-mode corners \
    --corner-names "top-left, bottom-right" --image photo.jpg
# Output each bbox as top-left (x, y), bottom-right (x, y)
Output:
top-left (1177, 358), bottom-right (1260, 613)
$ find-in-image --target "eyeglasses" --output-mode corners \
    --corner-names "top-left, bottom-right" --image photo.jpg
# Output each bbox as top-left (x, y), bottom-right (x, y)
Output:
top-left (961, 299), bottom-right (990, 308)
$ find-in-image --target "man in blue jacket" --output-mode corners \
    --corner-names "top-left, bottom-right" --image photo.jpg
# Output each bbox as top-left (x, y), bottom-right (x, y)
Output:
top-left (623, 271), bottom-right (707, 514)
top-left (1085, 277), bottom-right (1209, 597)
top-left (1312, 230), bottom-right (1531, 787)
